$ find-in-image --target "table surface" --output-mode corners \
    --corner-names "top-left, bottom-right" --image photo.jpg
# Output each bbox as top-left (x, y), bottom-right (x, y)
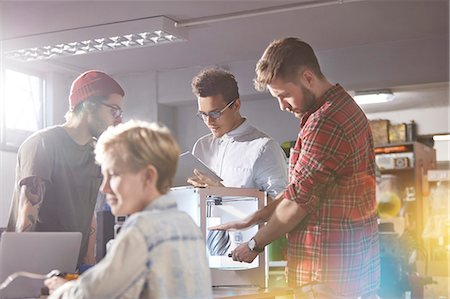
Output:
top-left (38, 287), bottom-right (294, 299)
top-left (213, 287), bottom-right (293, 299)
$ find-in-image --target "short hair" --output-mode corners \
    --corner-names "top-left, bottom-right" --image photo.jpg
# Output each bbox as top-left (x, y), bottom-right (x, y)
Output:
top-left (64, 95), bottom-right (108, 122)
top-left (191, 68), bottom-right (239, 104)
top-left (95, 120), bottom-right (180, 194)
top-left (254, 37), bottom-right (324, 91)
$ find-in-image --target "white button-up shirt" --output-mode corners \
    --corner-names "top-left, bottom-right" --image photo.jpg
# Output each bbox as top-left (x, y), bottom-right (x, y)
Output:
top-left (193, 119), bottom-right (288, 198)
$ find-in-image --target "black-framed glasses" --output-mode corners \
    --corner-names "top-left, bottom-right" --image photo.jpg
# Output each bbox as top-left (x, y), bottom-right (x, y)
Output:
top-left (196, 99), bottom-right (236, 121)
top-left (98, 102), bottom-right (123, 119)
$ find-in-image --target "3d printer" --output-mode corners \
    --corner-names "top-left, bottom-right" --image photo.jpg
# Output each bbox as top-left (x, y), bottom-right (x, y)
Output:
top-left (167, 186), bottom-right (268, 288)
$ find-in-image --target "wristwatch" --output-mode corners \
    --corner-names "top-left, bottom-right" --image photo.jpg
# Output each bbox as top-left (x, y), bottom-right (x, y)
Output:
top-left (248, 237), bottom-right (264, 253)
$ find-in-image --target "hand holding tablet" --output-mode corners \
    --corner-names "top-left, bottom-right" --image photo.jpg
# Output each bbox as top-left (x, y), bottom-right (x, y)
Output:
top-left (172, 152), bottom-right (223, 187)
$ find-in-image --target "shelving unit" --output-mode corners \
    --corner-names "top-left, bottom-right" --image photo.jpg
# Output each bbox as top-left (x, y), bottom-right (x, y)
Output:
top-left (375, 142), bottom-right (436, 247)
top-left (421, 169), bottom-right (450, 277)
top-left (268, 261), bottom-right (288, 288)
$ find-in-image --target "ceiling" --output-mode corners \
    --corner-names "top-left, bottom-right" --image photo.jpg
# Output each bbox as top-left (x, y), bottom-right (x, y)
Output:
top-left (1, 0), bottom-right (449, 112)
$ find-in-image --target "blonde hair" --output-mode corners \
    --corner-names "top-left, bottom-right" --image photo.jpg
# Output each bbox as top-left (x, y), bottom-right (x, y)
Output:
top-left (254, 37), bottom-right (324, 91)
top-left (95, 120), bottom-right (180, 194)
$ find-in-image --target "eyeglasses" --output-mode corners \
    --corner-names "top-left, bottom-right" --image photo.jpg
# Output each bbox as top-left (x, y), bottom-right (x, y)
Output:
top-left (196, 99), bottom-right (236, 121)
top-left (98, 102), bottom-right (123, 119)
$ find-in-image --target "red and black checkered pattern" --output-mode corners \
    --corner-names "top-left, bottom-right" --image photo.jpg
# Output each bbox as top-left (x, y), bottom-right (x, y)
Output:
top-left (285, 84), bottom-right (380, 297)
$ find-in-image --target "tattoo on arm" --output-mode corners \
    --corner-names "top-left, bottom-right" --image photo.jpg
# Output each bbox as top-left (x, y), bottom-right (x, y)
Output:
top-left (89, 226), bottom-right (96, 236)
top-left (16, 177), bottom-right (46, 231)
top-left (23, 177), bottom-right (46, 206)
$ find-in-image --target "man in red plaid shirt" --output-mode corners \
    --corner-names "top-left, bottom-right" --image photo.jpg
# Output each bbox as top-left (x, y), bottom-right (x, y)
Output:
top-left (220, 38), bottom-right (380, 298)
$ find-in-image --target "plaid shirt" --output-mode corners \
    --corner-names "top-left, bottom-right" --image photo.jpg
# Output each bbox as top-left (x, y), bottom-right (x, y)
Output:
top-left (285, 84), bottom-right (380, 297)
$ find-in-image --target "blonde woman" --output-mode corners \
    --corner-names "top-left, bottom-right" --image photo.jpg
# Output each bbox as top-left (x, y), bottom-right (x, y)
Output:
top-left (45, 120), bottom-right (212, 299)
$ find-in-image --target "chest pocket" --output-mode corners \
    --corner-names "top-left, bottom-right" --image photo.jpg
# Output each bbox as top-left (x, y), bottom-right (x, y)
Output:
top-left (224, 167), bottom-right (253, 188)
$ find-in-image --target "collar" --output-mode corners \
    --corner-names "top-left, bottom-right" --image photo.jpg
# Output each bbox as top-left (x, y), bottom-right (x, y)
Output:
top-left (300, 84), bottom-right (344, 126)
top-left (143, 193), bottom-right (177, 212)
top-left (57, 125), bottom-right (96, 150)
top-left (221, 118), bottom-right (250, 141)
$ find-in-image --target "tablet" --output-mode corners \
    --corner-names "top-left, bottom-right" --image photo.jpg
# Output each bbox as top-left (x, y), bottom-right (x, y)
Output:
top-left (173, 152), bottom-right (222, 187)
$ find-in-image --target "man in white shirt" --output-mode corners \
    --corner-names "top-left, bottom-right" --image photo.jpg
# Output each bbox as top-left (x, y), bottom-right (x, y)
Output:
top-left (189, 68), bottom-right (288, 199)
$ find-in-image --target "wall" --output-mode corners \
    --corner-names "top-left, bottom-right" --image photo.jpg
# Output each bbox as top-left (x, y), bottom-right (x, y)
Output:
top-left (115, 71), bottom-right (158, 123)
top-left (364, 99), bottom-right (450, 136)
top-left (0, 151), bottom-right (17, 227)
top-left (157, 104), bottom-right (176, 137)
top-left (365, 105), bottom-right (450, 161)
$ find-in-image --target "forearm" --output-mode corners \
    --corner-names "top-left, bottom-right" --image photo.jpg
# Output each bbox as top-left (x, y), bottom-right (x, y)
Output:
top-left (16, 202), bottom-right (40, 231)
top-left (254, 198), bottom-right (307, 248)
top-left (16, 178), bottom-right (45, 231)
top-left (250, 196), bottom-right (283, 225)
top-left (83, 215), bottom-right (97, 265)
top-left (209, 192), bottom-right (285, 231)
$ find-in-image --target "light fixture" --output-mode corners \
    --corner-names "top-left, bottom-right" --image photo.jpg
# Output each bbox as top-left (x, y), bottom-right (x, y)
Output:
top-left (433, 134), bottom-right (450, 141)
top-left (175, 0), bottom-right (366, 27)
top-left (353, 90), bottom-right (395, 105)
top-left (2, 16), bottom-right (187, 62)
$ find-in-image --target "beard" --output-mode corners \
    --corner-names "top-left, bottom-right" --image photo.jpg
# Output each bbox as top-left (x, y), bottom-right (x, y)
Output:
top-left (88, 117), bottom-right (108, 139)
top-left (299, 83), bottom-right (316, 113)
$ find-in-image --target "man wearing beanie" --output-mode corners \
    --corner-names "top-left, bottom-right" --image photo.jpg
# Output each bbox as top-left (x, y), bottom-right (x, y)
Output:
top-left (6, 70), bottom-right (125, 265)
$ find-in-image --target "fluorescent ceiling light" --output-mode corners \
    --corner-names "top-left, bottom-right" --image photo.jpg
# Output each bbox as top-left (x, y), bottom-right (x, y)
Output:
top-left (2, 16), bottom-right (187, 62)
top-left (433, 134), bottom-right (450, 141)
top-left (354, 90), bottom-right (394, 105)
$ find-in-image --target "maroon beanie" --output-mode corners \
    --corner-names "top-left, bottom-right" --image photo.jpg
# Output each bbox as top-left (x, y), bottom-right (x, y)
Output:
top-left (69, 70), bottom-right (125, 110)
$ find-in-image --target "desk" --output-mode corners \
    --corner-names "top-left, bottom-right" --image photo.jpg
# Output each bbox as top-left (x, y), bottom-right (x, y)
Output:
top-left (38, 288), bottom-right (294, 299)
top-left (213, 287), bottom-right (293, 299)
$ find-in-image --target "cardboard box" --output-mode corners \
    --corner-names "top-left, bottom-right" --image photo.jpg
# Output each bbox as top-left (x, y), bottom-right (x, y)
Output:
top-left (369, 119), bottom-right (390, 145)
top-left (389, 123), bottom-right (407, 143)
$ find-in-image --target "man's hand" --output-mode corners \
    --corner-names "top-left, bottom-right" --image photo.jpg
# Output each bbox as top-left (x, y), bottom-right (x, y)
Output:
top-left (209, 218), bottom-right (252, 231)
top-left (187, 169), bottom-right (224, 187)
top-left (44, 276), bottom-right (67, 294)
top-left (230, 242), bottom-right (258, 263)
top-left (210, 196), bottom-right (284, 232)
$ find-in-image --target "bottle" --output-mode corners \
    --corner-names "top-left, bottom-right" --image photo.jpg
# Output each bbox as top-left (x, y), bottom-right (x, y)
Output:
top-left (406, 121), bottom-right (417, 142)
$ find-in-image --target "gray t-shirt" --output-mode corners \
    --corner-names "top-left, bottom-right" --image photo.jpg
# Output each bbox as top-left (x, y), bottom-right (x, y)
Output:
top-left (7, 126), bottom-right (102, 264)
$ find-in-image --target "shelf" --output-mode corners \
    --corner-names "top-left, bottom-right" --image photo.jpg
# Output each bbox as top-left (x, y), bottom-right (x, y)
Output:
top-left (380, 167), bottom-right (414, 173)
top-left (375, 143), bottom-right (414, 154)
top-left (375, 142), bottom-right (416, 148)
top-left (268, 261), bottom-right (287, 267)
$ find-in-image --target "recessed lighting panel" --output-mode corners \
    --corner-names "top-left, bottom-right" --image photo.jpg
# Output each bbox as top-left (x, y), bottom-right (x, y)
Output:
top-left (2, 16), bottom-right (187, 62)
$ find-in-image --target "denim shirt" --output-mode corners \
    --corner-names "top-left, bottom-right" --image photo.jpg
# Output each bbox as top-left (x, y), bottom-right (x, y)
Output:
top-left (50, 194), bottom-right (212, 299)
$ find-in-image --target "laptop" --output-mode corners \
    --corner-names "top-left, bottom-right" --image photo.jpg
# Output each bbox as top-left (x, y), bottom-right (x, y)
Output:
top-left (0, 232), bottom-right (82, 299)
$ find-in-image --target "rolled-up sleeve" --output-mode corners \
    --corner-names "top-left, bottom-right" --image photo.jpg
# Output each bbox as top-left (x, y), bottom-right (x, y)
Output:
top-left (284, 116), bottom-right (350, 213)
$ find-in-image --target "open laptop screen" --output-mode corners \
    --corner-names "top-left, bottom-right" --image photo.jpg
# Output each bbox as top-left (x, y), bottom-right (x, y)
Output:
top-left (0, 232), bottom-right (81, 299)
